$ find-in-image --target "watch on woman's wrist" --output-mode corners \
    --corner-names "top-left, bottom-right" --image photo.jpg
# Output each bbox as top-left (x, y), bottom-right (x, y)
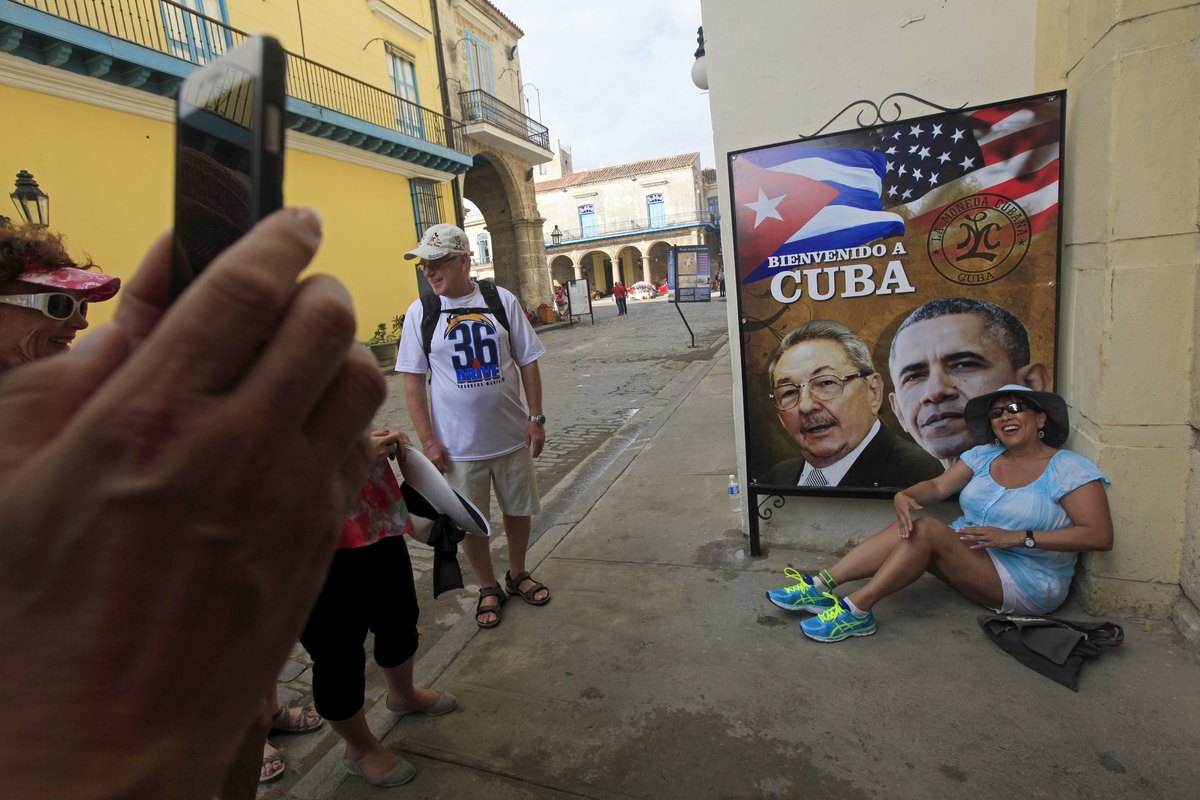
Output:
top-left (528, 414), bottom-right (546, 426)
top-left (1023, 530), bottom-right (1036, 548)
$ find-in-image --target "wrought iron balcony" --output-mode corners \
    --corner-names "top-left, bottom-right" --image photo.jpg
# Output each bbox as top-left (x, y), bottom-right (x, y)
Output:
top-left (459, 88), bottom-right (550, 153)
top-left (1, 0), bottom-right (471, 174)
top-left (546, 210), bottom-right (719, 245)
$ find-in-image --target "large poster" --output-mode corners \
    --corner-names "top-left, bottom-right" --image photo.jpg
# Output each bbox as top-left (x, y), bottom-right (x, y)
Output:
top-left (731, 92), bottom-right (1063, 496)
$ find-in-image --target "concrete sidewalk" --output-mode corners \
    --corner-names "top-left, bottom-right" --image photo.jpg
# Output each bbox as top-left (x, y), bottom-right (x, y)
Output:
top-left (288, 348), bottom-right (1200, 800)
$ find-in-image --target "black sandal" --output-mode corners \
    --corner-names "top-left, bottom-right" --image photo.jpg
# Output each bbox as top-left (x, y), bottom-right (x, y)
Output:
top-left (504, 571), bottom-right (550, 606)
top-left (476, 584), bottom-right (507, 628)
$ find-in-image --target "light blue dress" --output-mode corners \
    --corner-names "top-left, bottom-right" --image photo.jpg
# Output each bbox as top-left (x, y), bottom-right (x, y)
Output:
top-left (950, 444), bottom-right (1110, 613)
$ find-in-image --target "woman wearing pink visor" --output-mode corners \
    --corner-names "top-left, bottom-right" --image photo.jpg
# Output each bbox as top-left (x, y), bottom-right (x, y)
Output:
top-left (0, 222), bottom-right (120, 371)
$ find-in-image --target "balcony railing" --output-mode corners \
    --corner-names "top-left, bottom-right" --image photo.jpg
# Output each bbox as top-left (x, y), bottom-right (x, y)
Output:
top-left (459, 88), bottom-right (549, 150)
top-left (548, 210), bottom-right (719, 245)
top-left (8, 0), bottom-right (464, 156)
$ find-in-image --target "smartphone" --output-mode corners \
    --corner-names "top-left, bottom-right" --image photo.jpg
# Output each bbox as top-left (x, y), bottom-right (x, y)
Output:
top-left (170, 35), bottom-right (286, 300)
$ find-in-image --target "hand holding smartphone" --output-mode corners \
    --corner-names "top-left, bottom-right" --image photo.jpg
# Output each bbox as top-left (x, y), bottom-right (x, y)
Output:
top-left (171, 35), bottom-right (286, 300)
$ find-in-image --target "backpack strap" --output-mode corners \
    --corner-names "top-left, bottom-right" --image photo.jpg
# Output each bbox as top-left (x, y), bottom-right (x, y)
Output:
top-left (476, 278), bottom-right (511, 333)
top-left (420, 291), bottom-right (442, 361)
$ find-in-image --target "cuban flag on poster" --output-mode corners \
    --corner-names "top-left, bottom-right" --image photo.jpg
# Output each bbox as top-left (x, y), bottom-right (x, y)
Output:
top-left (733, 146), bottom-right (905, 284)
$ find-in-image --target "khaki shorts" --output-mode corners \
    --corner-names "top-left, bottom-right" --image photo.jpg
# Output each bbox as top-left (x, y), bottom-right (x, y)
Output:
top-left (445, 447), bottom-right (540, 518)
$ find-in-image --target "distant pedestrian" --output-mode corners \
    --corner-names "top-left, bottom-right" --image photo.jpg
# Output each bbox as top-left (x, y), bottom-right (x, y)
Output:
top-left (717, 268), bottom-right (726, 297)
top-left (612, 281), bottom-right (628, 316)
top-left (396, 224), bottom-right (551, 630)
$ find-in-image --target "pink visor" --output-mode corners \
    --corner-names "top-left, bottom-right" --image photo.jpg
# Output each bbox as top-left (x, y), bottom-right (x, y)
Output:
top-left (14, 265), bottom-right (121, 302)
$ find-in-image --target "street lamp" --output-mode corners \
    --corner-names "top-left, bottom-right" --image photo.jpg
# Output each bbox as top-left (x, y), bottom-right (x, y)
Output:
top-left (550, 225), bottom-right (563, 245)
top-left (690, 26), bottom-right (708, 91)
top-left (11, 170), bottom-right (49, 227)
top-left (522, 82), bottom-right (542, 120)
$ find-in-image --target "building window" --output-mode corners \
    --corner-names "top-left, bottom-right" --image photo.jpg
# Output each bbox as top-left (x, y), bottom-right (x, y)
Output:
top-left (387, 45), bottom-right (423, 139)
top-left (578, 203), bottom-right (596, 237)
top-left (463, 31), bottom-right (495, 94)
top-left (647, 193), bottom-right (665, 227)
top-left (477, 233), bottom-right (491, 263)
top-left (410, 179), bottom-right (442, 240)
top-left (708, 197), bottom-right (720, 223)
top-left (161, 0), bottom-right (231, 65)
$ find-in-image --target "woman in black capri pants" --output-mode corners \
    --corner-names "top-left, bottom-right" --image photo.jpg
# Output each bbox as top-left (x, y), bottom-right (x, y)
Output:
top-left (300, 428), bottom-right (456, 787)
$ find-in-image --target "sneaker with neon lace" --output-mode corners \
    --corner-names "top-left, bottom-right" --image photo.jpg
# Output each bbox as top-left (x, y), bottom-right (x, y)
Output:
top-left (765, 567), bottom-right (837, 613)
top-left (799, 597), bottom-right (877, 642)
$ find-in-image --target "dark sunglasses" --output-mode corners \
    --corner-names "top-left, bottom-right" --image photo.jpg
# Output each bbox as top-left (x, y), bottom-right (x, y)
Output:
top-left (0, 292), bottom-right (89, 320)
top-left (988, 401), bottom-right (1039, 419)
top-left (419, 254), bottom-right (460, 272)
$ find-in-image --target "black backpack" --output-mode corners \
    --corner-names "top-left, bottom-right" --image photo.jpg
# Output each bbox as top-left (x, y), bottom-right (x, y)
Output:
top-left (419, 278), bottom-right (512, 360)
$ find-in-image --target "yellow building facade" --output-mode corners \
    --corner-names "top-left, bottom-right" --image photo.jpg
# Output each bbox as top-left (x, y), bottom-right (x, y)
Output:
top-left (0, 0), bottom-right (471, 339)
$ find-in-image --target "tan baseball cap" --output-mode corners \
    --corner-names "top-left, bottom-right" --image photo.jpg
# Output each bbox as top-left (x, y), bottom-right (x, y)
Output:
top-left (403, 223), bottom-right (470, 261)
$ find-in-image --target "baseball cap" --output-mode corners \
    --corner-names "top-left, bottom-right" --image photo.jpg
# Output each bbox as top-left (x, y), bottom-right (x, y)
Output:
top-left (14, 264), bottom-right (121, 302)
top-left (403, 224), bottom-right (470, 261)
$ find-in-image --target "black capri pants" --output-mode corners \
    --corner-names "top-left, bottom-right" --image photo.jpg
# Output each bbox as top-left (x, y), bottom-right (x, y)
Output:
top-left (300, 534), bottom-right (420, 722)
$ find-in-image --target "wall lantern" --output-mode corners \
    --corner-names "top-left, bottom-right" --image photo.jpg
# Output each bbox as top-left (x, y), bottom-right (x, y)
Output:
top-left (551, 225), bottom-right (563, 245)
top-left (690, 26), bottom-right (708, 91)
top-left (11, 170), bottom-right (49, 227)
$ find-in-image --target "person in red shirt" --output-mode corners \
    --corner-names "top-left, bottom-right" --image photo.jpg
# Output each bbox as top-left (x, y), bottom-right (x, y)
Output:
top-left (612, 282), bottom-right (627, 316)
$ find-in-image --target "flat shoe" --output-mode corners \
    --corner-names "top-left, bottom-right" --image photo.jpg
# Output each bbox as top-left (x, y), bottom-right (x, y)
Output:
top-left (386, 690), bottom-right (458, 718)
top-left (342, 755), bottom-right (416, 787)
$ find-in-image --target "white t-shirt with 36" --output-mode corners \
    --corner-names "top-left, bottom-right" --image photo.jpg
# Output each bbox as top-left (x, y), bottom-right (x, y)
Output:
top-left (395, 282), bottom-right (545, 461)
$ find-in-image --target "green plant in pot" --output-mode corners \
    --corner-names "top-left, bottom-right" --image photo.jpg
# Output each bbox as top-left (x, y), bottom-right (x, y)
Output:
top-left (364, 314), bottom-right (403, 368)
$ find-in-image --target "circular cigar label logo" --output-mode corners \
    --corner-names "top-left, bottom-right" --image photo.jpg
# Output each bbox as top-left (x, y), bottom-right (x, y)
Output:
top-left (927, 193), bottom-right (1031, 286)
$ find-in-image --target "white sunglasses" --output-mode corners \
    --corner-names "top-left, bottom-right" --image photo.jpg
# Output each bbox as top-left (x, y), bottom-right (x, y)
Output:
top-left (0, 292), bottom-right (89, 320)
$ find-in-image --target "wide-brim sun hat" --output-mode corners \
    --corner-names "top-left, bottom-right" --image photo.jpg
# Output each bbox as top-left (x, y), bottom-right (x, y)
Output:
top-left (965, 384), bottom-right (1070, 447)
top-left (403, 223), bottom-right (470, 261)
top-left (397, 444), bottom-right (490, 539)
top-left (14, 265), bottom-right (120, 302)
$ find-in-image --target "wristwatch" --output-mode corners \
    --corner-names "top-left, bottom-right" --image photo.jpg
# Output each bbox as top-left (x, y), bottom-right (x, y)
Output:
top-left (528, 414), bottom-right (546, 426)
top-left (1023, 530), bottom-right (1036, 548)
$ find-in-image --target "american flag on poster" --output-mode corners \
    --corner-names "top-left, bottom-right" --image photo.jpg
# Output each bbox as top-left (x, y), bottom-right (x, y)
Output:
top-left (733, 95), bottom-right (1061, 284)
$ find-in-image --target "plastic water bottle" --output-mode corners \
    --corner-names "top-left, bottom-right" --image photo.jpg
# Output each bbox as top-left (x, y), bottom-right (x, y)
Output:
top-left (728, 474), bottom-right (742, 513)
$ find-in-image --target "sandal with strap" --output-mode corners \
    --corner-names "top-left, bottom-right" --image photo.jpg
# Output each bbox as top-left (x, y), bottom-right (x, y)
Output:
top-left (476, 584), bottom-right (507, 629)
top-left (260, 742), bottom-right (285, 784)
top-left (270, 703), bottom-right (323, 734)
top-left (504, 571), bottom-right (550, 606)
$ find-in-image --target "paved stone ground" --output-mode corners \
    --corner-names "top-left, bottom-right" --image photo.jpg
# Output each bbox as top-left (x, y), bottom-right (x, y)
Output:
top-left (264, 294), bottom-right (731, 794)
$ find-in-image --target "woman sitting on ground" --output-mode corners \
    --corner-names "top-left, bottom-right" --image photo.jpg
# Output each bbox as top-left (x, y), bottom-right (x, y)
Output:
top-left (765, 385), bottom-right (1114, 643)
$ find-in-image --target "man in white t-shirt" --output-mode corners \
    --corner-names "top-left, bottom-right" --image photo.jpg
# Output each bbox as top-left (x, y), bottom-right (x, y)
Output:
top-left (395, 224), bottom-right (550, 629)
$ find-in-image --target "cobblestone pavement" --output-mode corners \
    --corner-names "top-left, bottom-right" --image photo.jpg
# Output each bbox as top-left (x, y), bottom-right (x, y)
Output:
top-left (265, 294), bottom-right (731, 794)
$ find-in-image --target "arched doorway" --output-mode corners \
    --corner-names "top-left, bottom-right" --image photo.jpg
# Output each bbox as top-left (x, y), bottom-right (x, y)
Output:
top-left (646, 242), bottom-right (673, 284)
top-left (550, 255), bottom-right (576, 287)
top-left (462, 152), bottom-right (552, 309)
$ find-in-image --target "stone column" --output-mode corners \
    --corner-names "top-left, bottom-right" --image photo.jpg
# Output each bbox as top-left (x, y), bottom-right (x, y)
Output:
top-left (518, 217), bottom-right (554, 309)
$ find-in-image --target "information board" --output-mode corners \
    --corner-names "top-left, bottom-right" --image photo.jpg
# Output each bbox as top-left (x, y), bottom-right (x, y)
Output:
top-left (566, 278), bottom-right (593, 324)
top-left (672, 245), bottom-right (712, 302)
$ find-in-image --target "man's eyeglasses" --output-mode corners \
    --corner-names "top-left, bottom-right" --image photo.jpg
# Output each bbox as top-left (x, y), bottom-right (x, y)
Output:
top-left (988, 401), bottom-right (1039, 419)
top-left (419, 254), bottom-right (460, 273)
top-left (770, 371), bottom-right (870, 410)
top-left (0, 292), bottom-right (88, 320)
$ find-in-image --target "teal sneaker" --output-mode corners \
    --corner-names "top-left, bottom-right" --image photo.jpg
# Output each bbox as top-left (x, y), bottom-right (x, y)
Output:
top-left (765, 567), bottom-right (837, 613)
top-left (799, 597), bottom-right (877, 642)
